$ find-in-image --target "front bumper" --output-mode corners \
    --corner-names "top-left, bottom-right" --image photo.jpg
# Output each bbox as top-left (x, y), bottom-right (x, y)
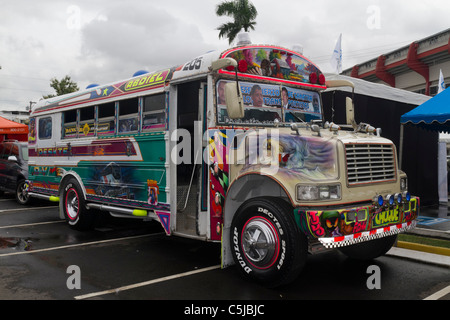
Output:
top-left (295, 197), bottom-right (419, 249)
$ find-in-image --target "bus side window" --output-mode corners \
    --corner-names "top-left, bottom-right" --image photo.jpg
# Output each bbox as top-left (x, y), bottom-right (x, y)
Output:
top-left (98, 102), bottom-right (115, 136)
top-left (38, 117), bottom-right (52, 140)
top-left (63, 110), bottom-right (77, 139)
top-left (79, 106), bottom-right (95, 137)
top-left (118, 97), bottom-right (138, 133)
top-left (142, 93), bottom-right (165, 131)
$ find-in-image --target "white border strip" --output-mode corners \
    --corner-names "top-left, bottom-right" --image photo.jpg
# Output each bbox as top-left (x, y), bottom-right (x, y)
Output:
top-left (0, 206), bottom-right (58, 214)
top-left (0, 233), bottom-right (162, 257)
top-left (423, 285), bottom-right (450, 300)
top-left (0, 220), bottom-right (64, 229)
top-left (74, 265), bottom-right (221, 300)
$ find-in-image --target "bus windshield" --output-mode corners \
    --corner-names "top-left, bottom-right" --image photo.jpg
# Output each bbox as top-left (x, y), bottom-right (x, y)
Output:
top-left (216, 79), bottom-right (322, 126)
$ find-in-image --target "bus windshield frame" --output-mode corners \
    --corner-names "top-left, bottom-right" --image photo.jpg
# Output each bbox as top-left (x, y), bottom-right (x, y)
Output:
top-left (215, 79), bottom-right (322, 126)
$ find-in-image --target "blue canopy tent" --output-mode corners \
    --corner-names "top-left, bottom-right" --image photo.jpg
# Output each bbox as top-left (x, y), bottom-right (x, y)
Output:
top-left (399, 87), bottom-right (449, 166)
top-left (400, 87), bottom-right (450, 204)
top-left (400, 87), bottom-right (450, 133)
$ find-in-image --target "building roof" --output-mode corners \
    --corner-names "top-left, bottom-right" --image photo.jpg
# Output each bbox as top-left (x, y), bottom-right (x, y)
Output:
top-left (342, 28), bottom-right (450, 95)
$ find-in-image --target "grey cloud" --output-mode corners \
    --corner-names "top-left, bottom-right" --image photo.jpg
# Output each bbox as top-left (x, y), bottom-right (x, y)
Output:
top-left (77, 3), bottom-right (215, 84)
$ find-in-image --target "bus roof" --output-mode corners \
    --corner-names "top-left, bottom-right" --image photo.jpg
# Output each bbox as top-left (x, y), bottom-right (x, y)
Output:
top-left (32, 44), bottom-right (325, 114)
top-left (32, 68), bottom-right (175, 114)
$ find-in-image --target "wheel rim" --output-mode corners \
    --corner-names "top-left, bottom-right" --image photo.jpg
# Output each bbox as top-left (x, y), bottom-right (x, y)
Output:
top-left (241, 216), bottom-right (280, 269)
top-left (17, 182), bottom-right (29, 203)
top-left (65, 188), bottom-right (79, 220)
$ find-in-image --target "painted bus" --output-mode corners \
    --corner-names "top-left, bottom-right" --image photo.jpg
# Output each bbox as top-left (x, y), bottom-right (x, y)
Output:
top-left (27, 39), bottom-right (418, 287)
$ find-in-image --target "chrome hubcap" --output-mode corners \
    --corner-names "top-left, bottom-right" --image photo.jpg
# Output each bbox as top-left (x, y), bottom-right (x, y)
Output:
top-left (242, 218), bottom-right (278, 268)
top-left (66, 189), bottom-right (79, 220)
top-left (17, 183), bottom-right (29, 203)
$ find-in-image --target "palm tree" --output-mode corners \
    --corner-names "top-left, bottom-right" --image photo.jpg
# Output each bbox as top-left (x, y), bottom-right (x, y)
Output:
top-left (216, 0), bottom-right (258, 45)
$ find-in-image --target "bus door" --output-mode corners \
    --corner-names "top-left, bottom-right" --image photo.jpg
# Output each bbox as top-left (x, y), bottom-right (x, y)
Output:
top-left (174, 80), bottom-right (207, 238)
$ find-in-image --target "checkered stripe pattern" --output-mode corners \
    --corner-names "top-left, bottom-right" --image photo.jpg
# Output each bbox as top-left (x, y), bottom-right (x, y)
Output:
top-left (318, 220), bottom-right (417, 249)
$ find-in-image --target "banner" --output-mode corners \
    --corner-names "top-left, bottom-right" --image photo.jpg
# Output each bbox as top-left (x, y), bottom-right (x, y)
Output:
top-left (330, 34), bottom-right (343, 74)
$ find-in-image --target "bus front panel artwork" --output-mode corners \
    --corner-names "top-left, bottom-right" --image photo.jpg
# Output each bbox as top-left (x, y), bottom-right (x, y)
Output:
top-left (27, 42), bottom-right (418, 287)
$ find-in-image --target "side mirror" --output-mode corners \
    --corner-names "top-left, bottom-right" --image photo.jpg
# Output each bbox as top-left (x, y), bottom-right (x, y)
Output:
top-left (8, 155), bottom-right (18, 162)
top-left (225, 82), bottom-right (244, 119)
top-left (211, 58), bottom-right (243, 119)
top-left (346, 97), bottom-right (357, 129)
top-left (211, 58), bottom-right (237, 71)
top-left (325, 79), bottom-right (355, 89)
top-left (326, 79), bottom-right (357, 128)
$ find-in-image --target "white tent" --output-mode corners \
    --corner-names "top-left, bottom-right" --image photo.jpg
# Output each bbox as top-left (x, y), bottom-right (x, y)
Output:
top-left (324, 74), bottom-right (431, 105)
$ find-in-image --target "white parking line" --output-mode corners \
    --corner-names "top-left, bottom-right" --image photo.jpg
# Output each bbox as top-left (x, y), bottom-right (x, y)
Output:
top-left (0, 220), bottom-right (64, 229)
top-left (0, 233), bottom-right (163, 257)
top-left (0, 206), bottom-right (58, 214)
top-left (74, 265), bottom-right (221, 300)
top-left (423, 285), bottom-right (450, 300)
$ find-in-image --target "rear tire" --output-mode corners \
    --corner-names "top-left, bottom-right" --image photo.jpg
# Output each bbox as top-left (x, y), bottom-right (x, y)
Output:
top-left (16, 179), bottom-right (31, 205)
top-left (230, 198), bottom-right (307, 288)
top-left (338, 235), bottom-right (398, 260)
top-left (62, 178), bottom-right (95, 230)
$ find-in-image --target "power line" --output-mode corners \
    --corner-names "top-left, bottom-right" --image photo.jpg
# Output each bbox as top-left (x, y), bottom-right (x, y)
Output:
top-left (309, 39), bottom-right (415, 64)
top-left (0, 73), bottom-right (51, 82)
top-left (0, 86), bottom-right (52, 93)
top-left (0, 99), bottom-right (26, 103)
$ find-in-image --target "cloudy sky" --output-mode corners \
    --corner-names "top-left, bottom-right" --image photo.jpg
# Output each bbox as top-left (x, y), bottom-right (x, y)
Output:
top-left (1, 0), bottom-right (449, 111)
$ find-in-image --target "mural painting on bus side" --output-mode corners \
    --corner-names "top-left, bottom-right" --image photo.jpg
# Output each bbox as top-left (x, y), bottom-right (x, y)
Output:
top-left (208, 130), bottom-right (229, 240)
top-left (28, 117), bottom-right (36, 145)
top-left (147, 179), bottom-right (159, 205)
top-left (84, 161), bottom-right (170, 211)
top-left (90, 162), bottom-right (135, 199)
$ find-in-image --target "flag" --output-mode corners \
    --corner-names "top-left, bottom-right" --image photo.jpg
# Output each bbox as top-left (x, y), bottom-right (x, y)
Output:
top-left (330, 34), bottom-right (342, 74)
top-left (438, 69), bottom-right (445, 94)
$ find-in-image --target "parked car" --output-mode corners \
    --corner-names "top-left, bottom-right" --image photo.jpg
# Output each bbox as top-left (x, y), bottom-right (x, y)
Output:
top-left (0, 140), bottom-right (30, 205)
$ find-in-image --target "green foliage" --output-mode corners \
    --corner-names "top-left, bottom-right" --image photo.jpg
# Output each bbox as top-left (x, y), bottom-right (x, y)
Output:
top-left (43, 75), bottom-right (79, 99)
top-left (216, 0), bottom-right (258, 44)
top-left (398, 234), bottom-right (450, 249)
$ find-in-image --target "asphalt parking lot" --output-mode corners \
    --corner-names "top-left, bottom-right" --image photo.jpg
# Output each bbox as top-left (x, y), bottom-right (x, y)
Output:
top-left (0, 194), bottom-right (449, 307)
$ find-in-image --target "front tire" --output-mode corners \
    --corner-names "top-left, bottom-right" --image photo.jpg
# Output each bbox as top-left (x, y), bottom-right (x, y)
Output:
top-left (62, 178), bottom-right (95, 230)
top-left (230, 198), bottom-right (307, 288)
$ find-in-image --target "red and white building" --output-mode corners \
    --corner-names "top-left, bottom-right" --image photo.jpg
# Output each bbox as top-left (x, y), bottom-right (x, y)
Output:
top-left (342, 28), bottom-right (450, 96)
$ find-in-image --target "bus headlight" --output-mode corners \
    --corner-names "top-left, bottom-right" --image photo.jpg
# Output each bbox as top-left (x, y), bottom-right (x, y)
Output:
top-left (297, 184), bottom-right (341, 201)
top-left (403, 191), bottom-right (411, 202)
top-left (373, 195), bottom-right (384, 206)
top-left (385, 194), bottom-right (395, 206)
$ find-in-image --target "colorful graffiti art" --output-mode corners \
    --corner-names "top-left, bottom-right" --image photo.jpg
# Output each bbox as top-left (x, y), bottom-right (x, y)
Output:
top-left (241, 133), bottom-right (338, 181)
top-left (296, 198), bottom-right (418, 240)
top-left (223, 47), bottom-right (322, 84)
top-left (147, 179), bottom-right (159, 205)
top-left (208, 130), bottom-right (229, 240)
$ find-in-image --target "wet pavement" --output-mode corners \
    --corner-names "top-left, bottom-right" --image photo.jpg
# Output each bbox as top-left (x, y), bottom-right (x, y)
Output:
top-left (411, 203), bottom-right (450, 239)
top-left (0, 193), bottom-right (449, 303)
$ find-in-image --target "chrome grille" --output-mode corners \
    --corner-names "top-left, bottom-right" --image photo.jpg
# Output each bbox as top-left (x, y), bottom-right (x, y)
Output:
top-left (345, 144), bottom-right (396, 185)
